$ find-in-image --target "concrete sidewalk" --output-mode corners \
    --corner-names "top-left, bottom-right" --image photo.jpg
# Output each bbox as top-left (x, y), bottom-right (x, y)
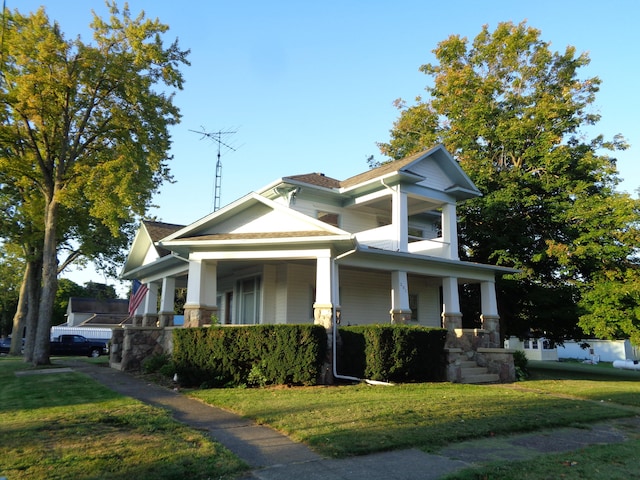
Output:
top-left (64, 361), bottom-right (640, 480)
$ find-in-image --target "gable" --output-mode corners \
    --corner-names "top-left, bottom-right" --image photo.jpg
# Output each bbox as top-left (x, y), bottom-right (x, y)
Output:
top-left (166, 192), bottom-right (346, 243)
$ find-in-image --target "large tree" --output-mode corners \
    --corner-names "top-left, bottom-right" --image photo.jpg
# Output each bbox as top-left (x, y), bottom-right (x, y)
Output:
top-left (0, 3), bottom-right (189, 365)
top-left (379, 21), bottom-right (640, 342)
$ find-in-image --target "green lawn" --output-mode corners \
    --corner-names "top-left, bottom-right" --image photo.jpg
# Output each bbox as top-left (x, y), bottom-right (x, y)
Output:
top-left (4, 355), bottom-right (640, 480)
top-left (0, 357), bottom-right (247, 480)
top-left (190, 366), bottom-right (637, 458)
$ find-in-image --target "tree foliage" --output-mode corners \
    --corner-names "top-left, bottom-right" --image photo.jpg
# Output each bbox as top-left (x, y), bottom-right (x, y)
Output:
top-left (0, 3), bottom-right (189, 364)
top-left (379, 21), bottom-right (640, 342)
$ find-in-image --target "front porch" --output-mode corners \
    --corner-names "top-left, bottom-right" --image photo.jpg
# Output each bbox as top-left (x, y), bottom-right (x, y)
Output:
top-left (127, 249), bottom-right (515, 383)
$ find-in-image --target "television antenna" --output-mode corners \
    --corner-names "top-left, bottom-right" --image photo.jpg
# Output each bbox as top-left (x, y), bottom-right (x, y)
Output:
top-left (190, 128), bottom-right (237, 211)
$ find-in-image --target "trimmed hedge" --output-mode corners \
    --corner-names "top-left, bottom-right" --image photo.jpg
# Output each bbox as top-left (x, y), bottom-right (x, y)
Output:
top-left (172, 324), bottom-right (327, 387)
top-left (338, 325), bottom-right (447, 382)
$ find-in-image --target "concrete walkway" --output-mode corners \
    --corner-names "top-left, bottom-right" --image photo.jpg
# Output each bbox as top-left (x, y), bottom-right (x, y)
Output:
top-left (64, 361), bottom-right (640, 480)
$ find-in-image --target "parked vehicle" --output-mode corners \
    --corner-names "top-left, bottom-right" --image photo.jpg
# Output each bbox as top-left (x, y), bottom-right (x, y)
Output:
top-left (50, 334), bottom-right (109, 358)
top-left (0, 336), bottom-right (24, 354)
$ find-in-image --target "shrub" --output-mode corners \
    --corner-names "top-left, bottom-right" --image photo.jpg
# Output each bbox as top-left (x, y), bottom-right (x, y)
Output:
top-left (338, 325), bottom-right (447, 382)
top-left (172, 325), bottom-right (327, 388)
top-left (513, 349), bottom-right (529, 380)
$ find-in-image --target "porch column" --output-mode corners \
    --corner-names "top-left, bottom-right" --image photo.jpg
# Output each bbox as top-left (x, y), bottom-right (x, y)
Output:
top-left (391, 187), bottom-right (408, 252)
top-left (481, 280), bottom-right (500, 347)
top-left (441, 203), bottom-right (458, 260)
top-left (142, 282), bottom-right (159, 326)
top-left (184, 259), bottom-right (218, 327)
top-left (442, 276), bottom-right (462, 347)
top-left (313, 254), bottom-right (334, 330)
top-left (390, 270), bottom-right (411, 324)
top-left (158, 277), bottom-right (176, 327)
top-left (131, 286), bottom-right (145, 326)
top-left (315, 254), bottom-right (337, 384)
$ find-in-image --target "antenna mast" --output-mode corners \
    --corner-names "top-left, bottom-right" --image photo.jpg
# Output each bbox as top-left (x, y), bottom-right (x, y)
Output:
top-left (190, 128), bottom-right (237, 211)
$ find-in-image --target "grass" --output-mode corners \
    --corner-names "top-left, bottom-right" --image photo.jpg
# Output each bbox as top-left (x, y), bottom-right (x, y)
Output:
top-left (444, 440), bottom-right (640, 480)
top-left (4, 355), bottom-right (640, 480)
top-left (189, 369), bottom-right (636, 458)
top-left (0, 357), bottom-right (247, 480)
top-left (440, 362), bottom-right (640, 479)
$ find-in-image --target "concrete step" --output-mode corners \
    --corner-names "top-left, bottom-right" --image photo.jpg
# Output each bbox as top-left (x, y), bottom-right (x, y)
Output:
top-left (458, 361), bottom-right (478, 369)
top-left (460, 366), bottom-right (488, 376)
top-left (461, 372), bottom-right (500, 384)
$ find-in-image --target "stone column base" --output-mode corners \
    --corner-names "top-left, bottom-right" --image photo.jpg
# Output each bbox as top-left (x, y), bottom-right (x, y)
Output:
top-left (158, 312), bottom-right (175, 327)
top-left (183, 305), bottom-right (217, 327)
top-left (480, 314), bottom-right (501, 347)
top-left (390, 309), bottom-right (412, 324)
top-left (442, 312), bottom-right (463, 348)
top-left (131, 315), bottom-right (143, 327)
top-left (142, 314), bottom-right (159, 327)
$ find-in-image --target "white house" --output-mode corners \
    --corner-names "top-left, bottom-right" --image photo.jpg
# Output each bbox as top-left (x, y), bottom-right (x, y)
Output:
top-left (120, 145), bottom-right (517, 381)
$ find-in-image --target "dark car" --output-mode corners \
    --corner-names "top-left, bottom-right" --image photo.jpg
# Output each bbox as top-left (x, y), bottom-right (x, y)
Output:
top-left (0, 336), bottom-right (24, 354)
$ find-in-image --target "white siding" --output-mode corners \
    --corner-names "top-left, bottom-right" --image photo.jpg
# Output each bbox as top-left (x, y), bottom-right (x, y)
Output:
top-left (261, 265), bottom-right (277, 324)
top-left (286, 263), bottom-right (316, 323)
top-left (339, 269), bottom-right (391, 325)
top-left (412, 161), bottom-right (451, 191)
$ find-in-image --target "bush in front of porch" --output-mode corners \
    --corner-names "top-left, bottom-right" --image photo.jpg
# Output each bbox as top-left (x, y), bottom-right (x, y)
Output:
top-left (338, 325), bottom-right (447, 382)
top-left (172, 324), bottom-right (327, 387)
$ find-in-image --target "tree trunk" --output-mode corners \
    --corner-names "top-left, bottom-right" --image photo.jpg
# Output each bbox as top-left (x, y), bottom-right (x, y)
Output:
top-left (22, 257), bottom-right (43, 362)
top-left (33, 199), bottom-right (59, 366)
top-left (9, 266), bottom-right (28, 355)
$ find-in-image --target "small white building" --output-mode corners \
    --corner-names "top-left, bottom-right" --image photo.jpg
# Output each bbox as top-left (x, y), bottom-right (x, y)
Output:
top-left (505, 336), bottom-right (639, 363)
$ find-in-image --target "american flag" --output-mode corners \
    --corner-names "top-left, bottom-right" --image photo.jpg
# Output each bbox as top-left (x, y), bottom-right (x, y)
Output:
top-left (128, 280), bottom-right (148, 316)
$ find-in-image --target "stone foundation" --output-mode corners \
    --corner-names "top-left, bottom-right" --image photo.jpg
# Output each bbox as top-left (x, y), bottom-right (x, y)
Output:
top-left (390, 309), bottom-right (412, 324)
top-left (183, 305), bottom-right (217, 327)
top-left (476, 347), bottom-right (516, 382)
top-left (109, 326), bottom-right (176, 372)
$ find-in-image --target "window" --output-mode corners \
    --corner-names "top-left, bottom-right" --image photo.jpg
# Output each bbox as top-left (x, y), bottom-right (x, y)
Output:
top-left (317, 211), bottom-right (339, 228)
top-left (409, 294), bottom-right (418, 322)
top-left (236, 277), bottom-right (261, 324)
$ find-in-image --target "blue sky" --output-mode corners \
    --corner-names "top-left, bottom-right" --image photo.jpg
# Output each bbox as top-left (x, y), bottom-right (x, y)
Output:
top-left (14, 0), bottom-right (640, 292)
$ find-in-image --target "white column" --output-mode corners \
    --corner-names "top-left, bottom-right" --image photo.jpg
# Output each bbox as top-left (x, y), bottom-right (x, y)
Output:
top-left (142, 282), bottom-right (159, 326)
top-left (481, 280), bottom-right (498, 317)
top-left (441, 203), bottom-right (458, 260)
top-left (390, 270), bottom-right (411, 323)
top-left (315, 254), bottom-right (332, 305)
top-left (184, 258), bottom-right (218, 327)
top-left (391, 187), bottom-right (408, 252)
top-left (186, 259), bottom-right (218, 308)
top-left (144, 282), bottom-right (158, 315)
top-left (442, 277), bottom-right (461, 315)
top-left (160, 277), bottom-right (176, 313)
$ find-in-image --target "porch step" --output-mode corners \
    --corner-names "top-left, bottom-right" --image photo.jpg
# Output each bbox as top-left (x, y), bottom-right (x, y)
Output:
top-left (460, 372), bottom-right (500, 384)
top-left (459, 360), bottom-right (500, 384)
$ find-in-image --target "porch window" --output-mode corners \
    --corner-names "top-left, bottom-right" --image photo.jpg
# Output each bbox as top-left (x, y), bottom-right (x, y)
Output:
top-left (409, 293), bottom-right (418, 322)
top-left (236, 277), bottom-right (261, 324)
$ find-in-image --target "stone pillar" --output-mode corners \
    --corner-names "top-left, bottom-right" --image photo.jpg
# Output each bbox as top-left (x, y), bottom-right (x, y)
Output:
top-left (441, 203), bottom-right (458, 260)
top-left (142, 282), bottom-right (159, 326)
top-left (481, 280), bottom-right (500, 347)
top-left (442, 276), bottom-right (463, 348)
top-left (184, 259), bottom-right (218, 327)
top-left (390, 270), bottom-right (411, 324)
top-left (158, 277), bottom-right (176, 327)
top-left (391, 186), bottom-right (408, 252)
